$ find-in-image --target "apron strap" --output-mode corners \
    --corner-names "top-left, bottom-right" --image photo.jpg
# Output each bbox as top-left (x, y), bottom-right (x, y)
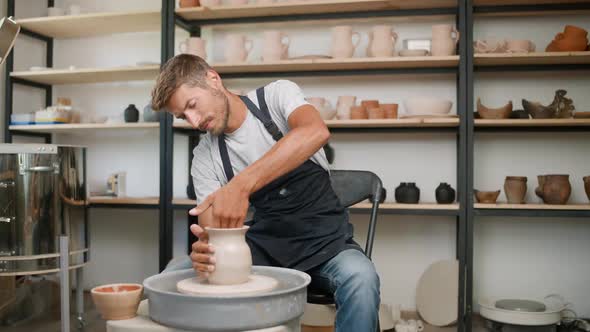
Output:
top-left (218, 86), bottom-right (284, 182)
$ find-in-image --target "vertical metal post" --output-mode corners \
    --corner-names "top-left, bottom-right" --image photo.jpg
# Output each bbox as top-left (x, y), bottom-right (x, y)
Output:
top-left (76, 267), bottom-right (84, 328)
top-left (46, 38), bottom-right (54, 110)
top-left (4, 0), bottom-right (16, 143)
top-left (59, 236), bottom-right (70, 332)
top-left (159, 0), bottom-right (176, 272)
top-left (464, 0), bottom-right (475, 330)
top-left (457, 0), bottom-right (470, 331)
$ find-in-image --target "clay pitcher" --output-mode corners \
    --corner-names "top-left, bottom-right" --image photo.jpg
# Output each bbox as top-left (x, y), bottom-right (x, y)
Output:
top-left (583, 176), bottom-right (590, 201)
top-left (205, 226), bottom-right (252, 285)
top-left (537, 174), bottom-right (571, 205)
top-left (504, 176), bottom-right (527, 204)
top-left (179, 37), bottom-right (207, 59)
top-left (431, 24), bottom-right (459, 56)
top-left (224, 34), bottom-right (253, 63)
top-left (367, 25), bottom-right (398, 57)
top-left (331, 26), bottom-right (360, 58)
top-left (262, 30), bottom-right (290, 62)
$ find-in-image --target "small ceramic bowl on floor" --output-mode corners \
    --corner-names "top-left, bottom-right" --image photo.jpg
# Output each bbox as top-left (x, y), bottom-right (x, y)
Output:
top-left (91, 283), bottom-right (143, 320)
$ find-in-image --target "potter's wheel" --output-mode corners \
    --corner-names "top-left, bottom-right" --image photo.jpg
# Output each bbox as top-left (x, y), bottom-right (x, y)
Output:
top-left (177, 274), bottom-right (279, 296)
top-left (144, 266), bottom-right (311, 331)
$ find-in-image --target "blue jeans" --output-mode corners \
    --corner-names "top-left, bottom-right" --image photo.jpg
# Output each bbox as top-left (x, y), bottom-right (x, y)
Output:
top-left (306, 249), bottom-right (381, 332)
top-left (162, 249), bottom-right (380, 331)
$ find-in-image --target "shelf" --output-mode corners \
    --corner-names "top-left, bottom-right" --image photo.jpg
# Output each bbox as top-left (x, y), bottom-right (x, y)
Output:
top-left (175, 0), bottom-right (458, 22)
top-left (474, 118), bottom-right (590, 131)
top-left (475, 203), bottom-right (590, 217)
top-left (89, 196), bottom-right (159, 209)
top-left (473, 0), bottom-right (590, 16)
top-left (10, 65), bottom-right (160, 85)
top-left (9, 123), bottom-right (159, 133)
top-left (173, 198), bottom-right (459, 215)
top-left (474, 51), bottom-right (590, 68)
top-left (213, 56), bottom-right (459, 76)
top-left (16, 10), bottom-right (161, 39)
top-left (326, 118), bottom-right (459, 128)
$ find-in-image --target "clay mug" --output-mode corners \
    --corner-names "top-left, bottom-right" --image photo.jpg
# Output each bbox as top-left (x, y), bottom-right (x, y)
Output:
top-left (381, 103), bottom-right (399, 118)
top-left (205, 226), bottom-right (252, 285)
top-left (506, 39), bottom-right (535, 53)
top-left (367, 107), bottom-right (385, 119)
top-left (431, 24), bottom-right (459, 56)
top-left (367, 25), bottom-right (398, 57)
top-left (336, 96), bottom-right (356, 120)
top-left (350, 106), bottom-right (368, 119)
top-left (331, 26), bottom-right (360, 58)
top-left (262, 30), bottom-right (290, 62)
top-left (224, 34), bottom-right (253, 63)
top-left (179, 37), bottom-right (207, 59)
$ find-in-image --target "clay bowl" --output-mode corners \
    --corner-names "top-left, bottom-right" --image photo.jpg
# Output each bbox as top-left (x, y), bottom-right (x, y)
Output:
top-left (476, 98), bottom-right (513, 119)
top-left (510, 110), bottom-right (530, 119)
top-left (91, 283), bottom-right (143, 320)
top-left (522, 99), bottom-right (553, 119)
top-left (404, 97), bottom-right (453, 116)
top-left (474, 190), bottom-right (501, 204)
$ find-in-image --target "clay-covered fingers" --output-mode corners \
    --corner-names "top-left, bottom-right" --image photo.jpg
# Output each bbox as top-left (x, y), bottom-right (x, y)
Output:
top-left (190, 247), bottom-right (216, 276)
top-left (190, 224), bottom-right (207, 241)
top-left (191, 240), bottom-right (214, 255)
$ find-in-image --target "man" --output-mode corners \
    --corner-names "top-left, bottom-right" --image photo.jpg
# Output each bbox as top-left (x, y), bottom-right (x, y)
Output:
top-left (151, 54), bottom-right (380, 331)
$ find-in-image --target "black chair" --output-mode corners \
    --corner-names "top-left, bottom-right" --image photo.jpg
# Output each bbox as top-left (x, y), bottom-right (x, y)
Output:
top-left (307, 170), bottom-right (384, 330)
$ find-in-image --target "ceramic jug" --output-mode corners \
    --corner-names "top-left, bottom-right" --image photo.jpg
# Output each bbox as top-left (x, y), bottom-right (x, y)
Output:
top-left (124, 104), bottom-right (139, 123)
top-left (336, 96), bottom-right (356, 120)
top-left (331, 26), bottom-right (360, 58)
top-left (262, 30), bottom-right (290, 62)
top-left (535, 174), bottom-right (571, 205)
top-left (179, 37), bottom-right (207, 59)
top-left (224, 34), bottom-right (253, 63)
top-left (367, 25), bottom-right (398, 57)
top-left (431, 24), bottom-right (459, 56)
top-left (504, 176), bottom-right (527, 204)
top-left (206, 226), bottom-right (252, 285)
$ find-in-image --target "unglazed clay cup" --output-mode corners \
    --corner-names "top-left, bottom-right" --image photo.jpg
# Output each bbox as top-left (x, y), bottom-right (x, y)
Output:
top-left (91, 284), bottom-right (143, 320)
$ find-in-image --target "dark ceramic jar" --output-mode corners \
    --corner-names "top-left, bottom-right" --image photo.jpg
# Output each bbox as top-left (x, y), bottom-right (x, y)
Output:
top-left (404, 183), bottom-right (420, 204)
top-left (435, 182), bottom-right (456, 204)
top-left (395, 183), bottom-right (407, 203)
top-left (125, 104), bottom-right (139, 123)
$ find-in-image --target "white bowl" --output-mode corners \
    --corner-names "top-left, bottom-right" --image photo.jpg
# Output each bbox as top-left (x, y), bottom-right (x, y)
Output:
top-left (404, 98), bottom-right (453, 116)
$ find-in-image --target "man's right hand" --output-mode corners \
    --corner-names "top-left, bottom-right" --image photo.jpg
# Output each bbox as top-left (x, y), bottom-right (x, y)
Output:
top-left (189, 224), bottom-right (216, 278)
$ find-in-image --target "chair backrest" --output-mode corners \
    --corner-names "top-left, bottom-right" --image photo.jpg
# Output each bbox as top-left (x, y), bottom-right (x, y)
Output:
top-left (329, 170), bottom-right (383, 259)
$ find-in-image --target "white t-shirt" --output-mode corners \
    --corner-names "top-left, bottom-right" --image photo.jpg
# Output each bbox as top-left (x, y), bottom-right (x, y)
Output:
top-left (191, 80), bottom-right (331, 204)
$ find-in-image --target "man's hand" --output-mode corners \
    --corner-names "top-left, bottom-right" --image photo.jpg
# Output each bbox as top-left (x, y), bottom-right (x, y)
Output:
top-left (189, 178), bottom-right (252, 228)
top-left (189, 224), bottom-right (215, 277)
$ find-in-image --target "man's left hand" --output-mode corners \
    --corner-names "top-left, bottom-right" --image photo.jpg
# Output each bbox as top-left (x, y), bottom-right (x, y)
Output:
top-left (189, 179), bottom-right (251, 228)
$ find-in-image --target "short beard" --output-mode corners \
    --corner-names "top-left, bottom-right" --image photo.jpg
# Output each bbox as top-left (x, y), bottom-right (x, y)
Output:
top-left (210, 87), bottom-right (229, 136)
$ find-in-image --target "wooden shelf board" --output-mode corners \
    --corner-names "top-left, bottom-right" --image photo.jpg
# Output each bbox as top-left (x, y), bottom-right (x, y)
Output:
top-left (213, 56), bottom-right (459, 74)
top-left (10, 65), bottom-right (160, 85)
top-left (16, 10), bottom-right (161, 38)
top-left (89, 196), bottom-right (159, 205)
top-left (474, 118), bottom-right (590, 127)
top-left (10, 123), bottom-right (159, 133)
top-left (176, 0), bottom-right (457, 21)
top-left (326, 118), bottom-right (459, 127)
top-left (474, 51), bottom-right (590, 66)
top-left (475, 203), bottom-right (590, 210)
top-left (474, 0), bottom-right (590, 6)
top-left (173, 198), bottom-right (459, 211)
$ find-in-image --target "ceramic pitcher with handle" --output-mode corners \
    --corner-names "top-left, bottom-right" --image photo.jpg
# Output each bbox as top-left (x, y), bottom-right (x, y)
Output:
top-left (367, 25), bottom-right (398, 57)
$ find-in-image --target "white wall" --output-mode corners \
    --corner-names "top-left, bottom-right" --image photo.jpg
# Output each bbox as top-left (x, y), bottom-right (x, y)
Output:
top-left (6, 0), bottom-right (590, 318)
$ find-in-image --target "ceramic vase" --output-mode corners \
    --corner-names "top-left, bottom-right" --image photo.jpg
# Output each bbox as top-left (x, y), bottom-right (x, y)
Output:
top-left (336, 96), bottom-right (356, 120)
top-left (504, 176), bottom-right (527, 204)
top-left (124, 104), bottom-right (139, 123)
top-left (143, 104), bottom-right (160, 122)
top-left (435, 183), bottom-right (455, 204)
top-left (536, 174), bottom-right (571, 205)
top-left (206, 226), bottom-right (252, 285)
top-left (583, 176), bottom-right (590, 202)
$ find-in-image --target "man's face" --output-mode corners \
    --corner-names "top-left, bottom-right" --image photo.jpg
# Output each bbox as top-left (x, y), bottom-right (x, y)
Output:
top-left (167, 83), bottom-right (229, 136)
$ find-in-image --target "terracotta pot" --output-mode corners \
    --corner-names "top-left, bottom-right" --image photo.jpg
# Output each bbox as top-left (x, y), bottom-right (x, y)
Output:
top-left (536, 174), bottom-right (571, 205)
top-left (477, 98), bottom-right (513, 119)
top-left (91, 284), bottom-right (143, 320)
top-left (474, 190), bottom-right (501, 204)
top-left (381, 103), bottom-right (398, 119)
top-left (546, 35), bottom-right (588, 52)
top-left (179, 0), bottom-right (200, 7)
top-left (583, 176), bottom-right (590, 201)
top-left (367, 107), bottom-right (385, 119)
top-left (564, 25), bottom-right (588, 39)
top-left (361, 100), bottom-right (380, 109)
top-left (350, 106), bottom-right (368, 119)
top-left (504, 176), bottom-right (527, 204)
top-left (205, 226), bottom-right (252, 285)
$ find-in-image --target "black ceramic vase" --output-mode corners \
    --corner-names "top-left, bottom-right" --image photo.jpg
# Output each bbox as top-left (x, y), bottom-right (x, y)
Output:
top-left (125, 104), bottom-right (140, 123)
top-left (435, 182), bottom-right (456, 204)
top-left (395, 182), bottom-right (407, 203)
top-left (405, 183), bottom-right (420, 203)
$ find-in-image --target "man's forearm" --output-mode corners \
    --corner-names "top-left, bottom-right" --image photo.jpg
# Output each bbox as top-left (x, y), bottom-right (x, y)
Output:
top-left (232, 120), bottom-right (330, 196)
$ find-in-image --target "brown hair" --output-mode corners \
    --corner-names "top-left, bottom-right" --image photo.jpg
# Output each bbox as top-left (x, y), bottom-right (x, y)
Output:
top-left (150, 54), bottom-right (214, 111)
